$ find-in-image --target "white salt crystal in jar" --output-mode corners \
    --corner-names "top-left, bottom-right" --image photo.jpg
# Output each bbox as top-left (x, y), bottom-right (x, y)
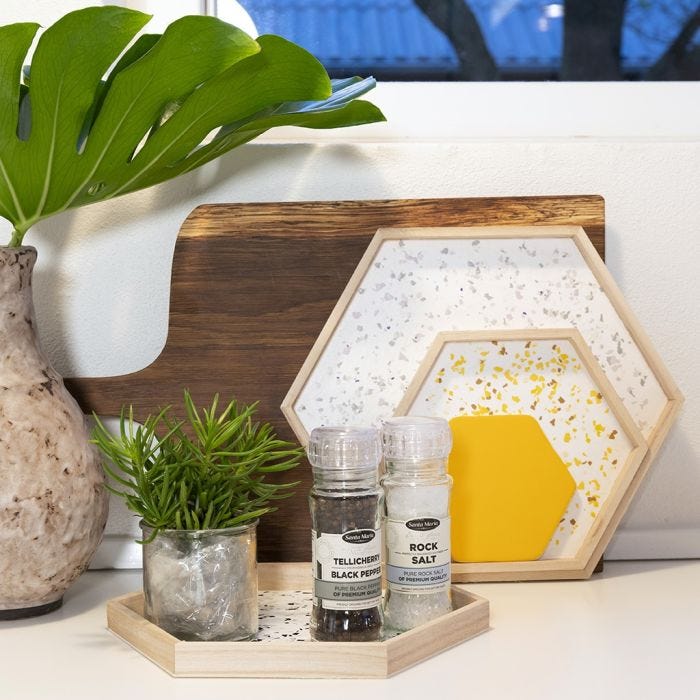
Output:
top-left (381, 417), bottom-right (453, 632)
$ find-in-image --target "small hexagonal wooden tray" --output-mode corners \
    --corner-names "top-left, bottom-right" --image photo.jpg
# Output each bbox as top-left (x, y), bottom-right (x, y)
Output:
top-left (106, 563), bottom-right (490, 678)
top-left (394, 328), bottom-right (649, 581)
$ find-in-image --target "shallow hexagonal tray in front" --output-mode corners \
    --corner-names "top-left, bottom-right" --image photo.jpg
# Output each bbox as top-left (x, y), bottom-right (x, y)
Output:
top-left (106, 563), bottom-right (489, 678)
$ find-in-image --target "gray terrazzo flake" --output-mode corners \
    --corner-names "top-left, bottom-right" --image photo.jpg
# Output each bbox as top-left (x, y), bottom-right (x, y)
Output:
top-left (255, 590), bottom-right (311, 642)
top-left (0, 247), bottom-right (108, 613)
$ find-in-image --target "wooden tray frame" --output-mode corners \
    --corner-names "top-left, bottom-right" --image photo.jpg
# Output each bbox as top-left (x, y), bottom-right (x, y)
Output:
top-left (395, 328), bottom-right (648, 580)
top-left (282, 226), bottom-right (682, 581)
top-left (106, 563), bottom-right (490, 678)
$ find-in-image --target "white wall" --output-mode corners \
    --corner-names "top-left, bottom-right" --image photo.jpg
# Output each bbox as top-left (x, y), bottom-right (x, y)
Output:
top-left (2, 1), bottom-right (699, 565)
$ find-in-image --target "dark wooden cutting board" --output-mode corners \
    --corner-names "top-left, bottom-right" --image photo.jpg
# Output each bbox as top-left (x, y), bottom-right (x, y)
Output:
top-left (67, 195), bottom-right (605, 562)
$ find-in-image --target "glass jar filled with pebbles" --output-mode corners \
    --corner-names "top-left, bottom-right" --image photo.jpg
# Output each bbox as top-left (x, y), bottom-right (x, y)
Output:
top-left (381, 416), bottom-right (453, 632)
top-left (307, 426), bottom-right (384, 641)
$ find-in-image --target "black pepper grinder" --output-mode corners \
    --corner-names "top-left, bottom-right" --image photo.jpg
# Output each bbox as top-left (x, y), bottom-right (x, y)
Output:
top-left (307, 426), bottom-right (384, 641)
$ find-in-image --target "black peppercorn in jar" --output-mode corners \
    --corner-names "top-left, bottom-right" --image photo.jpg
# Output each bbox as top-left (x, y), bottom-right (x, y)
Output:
top-left (307, 426), bottom-right (384, 641)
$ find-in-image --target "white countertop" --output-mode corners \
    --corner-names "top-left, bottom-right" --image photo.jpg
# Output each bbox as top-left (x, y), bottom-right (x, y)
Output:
top-left (2, 561), bottom-right (699, 699)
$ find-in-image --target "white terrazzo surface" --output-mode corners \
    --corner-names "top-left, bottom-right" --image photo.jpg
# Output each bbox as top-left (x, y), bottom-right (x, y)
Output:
top-left (294, 236), bottom-right (669, 442)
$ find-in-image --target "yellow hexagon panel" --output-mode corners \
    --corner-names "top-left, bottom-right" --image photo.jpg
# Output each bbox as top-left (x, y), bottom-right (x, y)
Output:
top-left (449, 415), bottom-right (576, 562)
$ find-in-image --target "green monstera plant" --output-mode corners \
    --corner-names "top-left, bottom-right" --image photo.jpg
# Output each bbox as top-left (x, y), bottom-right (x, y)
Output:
top-left (0, 6), bottom-right (384, 246)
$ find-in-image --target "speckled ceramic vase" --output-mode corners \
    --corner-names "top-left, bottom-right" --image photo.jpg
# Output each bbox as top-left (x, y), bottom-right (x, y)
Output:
top-left (0, 247), bottom-right (108, 619)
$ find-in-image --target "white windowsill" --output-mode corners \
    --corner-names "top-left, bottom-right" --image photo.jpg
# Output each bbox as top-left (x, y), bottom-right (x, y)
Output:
top-left (257, 82), bottom-right (700, 143)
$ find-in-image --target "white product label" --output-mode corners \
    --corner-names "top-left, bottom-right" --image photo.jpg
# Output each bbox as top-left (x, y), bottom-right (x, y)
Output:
top-left (312, 529), bottom-right (382, 610)
top-left (386, 517), bottom-right (451, 594)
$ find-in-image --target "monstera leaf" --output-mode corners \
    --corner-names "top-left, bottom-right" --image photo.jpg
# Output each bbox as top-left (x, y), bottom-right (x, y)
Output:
top-left (0, 6), bottom-right (385, 245)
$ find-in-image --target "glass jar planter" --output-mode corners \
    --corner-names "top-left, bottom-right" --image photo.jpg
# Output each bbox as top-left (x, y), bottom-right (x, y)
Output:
top-left (141, 520), bottom-right (258, 641)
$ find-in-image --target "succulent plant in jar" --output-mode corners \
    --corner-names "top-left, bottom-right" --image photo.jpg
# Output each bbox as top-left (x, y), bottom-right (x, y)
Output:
top-left (92, 390), bottom-right (302, 641)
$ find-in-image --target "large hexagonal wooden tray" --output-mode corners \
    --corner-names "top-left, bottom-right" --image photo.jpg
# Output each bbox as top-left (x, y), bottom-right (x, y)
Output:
top-left (106, 563), bottom-right (490, 678)
top-left (281, 225), bottom-right (683, 581)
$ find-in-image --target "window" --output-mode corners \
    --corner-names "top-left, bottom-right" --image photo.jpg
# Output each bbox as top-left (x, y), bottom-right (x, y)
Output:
top-left (233, 0), bottom-right (700, 80)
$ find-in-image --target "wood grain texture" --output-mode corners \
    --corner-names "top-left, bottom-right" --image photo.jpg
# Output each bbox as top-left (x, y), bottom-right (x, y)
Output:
top-left (106, 563), bottom-right (490, 678)
top-left (67, 196), bottom-right (605, 562)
